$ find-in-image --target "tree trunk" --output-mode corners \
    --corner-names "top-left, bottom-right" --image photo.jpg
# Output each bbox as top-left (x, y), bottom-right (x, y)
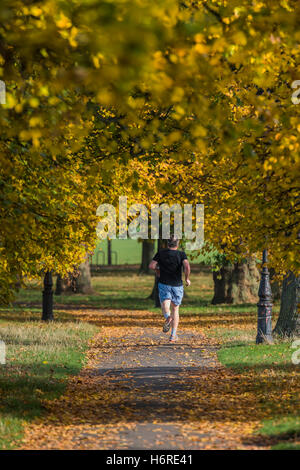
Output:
top-left (149, 239), bottom-right (164, 307)
top-left (149, 275), bottom-right (161, 307)
top-left (274, 272), bottom-right (300, 337)
top-left (55, 274), bottom-right (62, 295)
top-left (63, 258), bottom-right (93, 294)
top-left (42, 271), bottom-right (54, 321)
top-left (269, 268), bottom-right (281, 301)
top-left (14, 274), bottom-right (22, 291)
top-left (139, 240), bottom-right (155, 274)
top-left (212, 264), bottom-right (234, 304)
top-left (212, 257), bottom-right (260, 304)
top-left (107, 239), bottom-right (112, 266)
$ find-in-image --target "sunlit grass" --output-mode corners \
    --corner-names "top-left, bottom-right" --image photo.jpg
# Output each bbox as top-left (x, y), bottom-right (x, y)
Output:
top-left (214, 326), bottom-right (299, 450)
top-left (0, 316), bottom-right (97, 449)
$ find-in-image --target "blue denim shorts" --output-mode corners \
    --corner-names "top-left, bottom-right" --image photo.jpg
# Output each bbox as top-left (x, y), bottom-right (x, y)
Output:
top-left (158, 282), bottom-right (184, 306)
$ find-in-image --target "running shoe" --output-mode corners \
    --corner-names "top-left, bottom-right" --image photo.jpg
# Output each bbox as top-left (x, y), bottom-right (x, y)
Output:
top-left (169, 334), bottom-right (178, 343)
top-left (163, 316), bottom-right (172, 333)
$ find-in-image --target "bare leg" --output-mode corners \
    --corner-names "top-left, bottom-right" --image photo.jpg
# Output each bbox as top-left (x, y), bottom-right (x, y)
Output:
top-left (170, 302), bottom-right (179, 336)
top-left (161, 299), bottom-right (171, 319)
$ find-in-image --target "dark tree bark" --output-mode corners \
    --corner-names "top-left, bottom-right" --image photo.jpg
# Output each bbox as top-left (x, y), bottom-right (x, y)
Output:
top-left (212, 264), bottom-right (234, 304)
top-left (148, 239), bottom-right (165, 307)
top-left (107, 239), bottom-right (112, 266)
top-left (139, 240), bottom-right (155, 274)
top-left (274, 272), bottom-right (300, 337)
top-left (55, 274), bottom-right (62, 295)
top-left (212, 257), bottom-right (260, 304)
top-left (74, 258), bottom-right (93, 293)
top-left (149, 275), bottom-right (161, 307)
top-left (42, 271), bottom-right (54, 321)
top-left (63, 258), bottom-right (93, 294)
top-left (269, 268), bottom-right (281, 301)
top-left (14, 274), bottom-right (22, 291)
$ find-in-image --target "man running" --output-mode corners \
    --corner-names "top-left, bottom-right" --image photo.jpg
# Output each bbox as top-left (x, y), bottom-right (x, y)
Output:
top-left (149, 236), bottom-right (191, 342)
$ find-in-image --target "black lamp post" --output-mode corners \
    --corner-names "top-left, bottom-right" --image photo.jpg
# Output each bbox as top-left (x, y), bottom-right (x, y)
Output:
top-left (42, 270), bottom-right (54, 321)
top-left (256, 250), bottom-right (273, 344)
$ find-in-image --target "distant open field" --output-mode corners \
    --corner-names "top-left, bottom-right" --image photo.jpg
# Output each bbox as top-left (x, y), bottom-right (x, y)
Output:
top-left (90, 239), bottom-right (216, 265)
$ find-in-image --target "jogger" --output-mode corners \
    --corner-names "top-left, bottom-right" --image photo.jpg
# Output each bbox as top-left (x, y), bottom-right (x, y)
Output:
top-left (149, 236), bottom-right (191, 342)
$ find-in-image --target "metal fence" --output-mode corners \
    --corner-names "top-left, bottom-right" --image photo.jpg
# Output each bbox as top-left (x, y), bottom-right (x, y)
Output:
top-left (89, 250), bottom-right (118, 266)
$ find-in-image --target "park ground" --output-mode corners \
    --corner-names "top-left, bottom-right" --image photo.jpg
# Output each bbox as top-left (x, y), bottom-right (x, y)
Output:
top-left (0, 270), bottom-right (299, 450)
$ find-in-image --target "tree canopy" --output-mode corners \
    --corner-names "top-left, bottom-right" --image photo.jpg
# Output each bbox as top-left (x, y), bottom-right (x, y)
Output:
top-left (0, 0), bottom-right (299, 302)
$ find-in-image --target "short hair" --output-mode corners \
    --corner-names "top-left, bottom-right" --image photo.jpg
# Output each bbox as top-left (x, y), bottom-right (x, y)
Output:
top-left (167, 236), bottom-right (179, 248)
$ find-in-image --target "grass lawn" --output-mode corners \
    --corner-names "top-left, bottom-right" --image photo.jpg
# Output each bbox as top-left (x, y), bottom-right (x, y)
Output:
top-left (211, 327), bottom-right (300, 449)
top-left (0, 269), bottom-right (298, 449)
top-left (0, 312), bottom-right (97, 449)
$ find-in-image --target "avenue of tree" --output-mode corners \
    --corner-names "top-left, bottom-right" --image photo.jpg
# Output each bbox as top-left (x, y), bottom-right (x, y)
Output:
top-left (0, 1), bottom-right (299, 334)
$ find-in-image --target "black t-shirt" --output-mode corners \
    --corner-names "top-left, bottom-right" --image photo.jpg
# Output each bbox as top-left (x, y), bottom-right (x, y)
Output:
top-left (153, 249), bottom-right (187, 286)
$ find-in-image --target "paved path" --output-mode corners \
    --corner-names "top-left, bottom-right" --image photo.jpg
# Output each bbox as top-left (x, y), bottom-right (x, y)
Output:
top-left (21, 311), bottom-right (267, 450)
top-left (88, 329), bottom-right (219, 449)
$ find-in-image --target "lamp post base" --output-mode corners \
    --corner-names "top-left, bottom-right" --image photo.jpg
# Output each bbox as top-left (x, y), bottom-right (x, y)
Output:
top-left (256, 250), bottom-right (273, 344)
top-left (256, 309), bottom-right (274, 344)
